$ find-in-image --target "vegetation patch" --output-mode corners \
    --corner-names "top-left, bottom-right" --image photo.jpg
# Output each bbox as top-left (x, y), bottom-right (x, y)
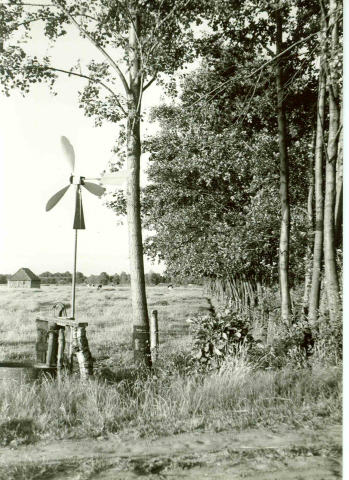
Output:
top-left (0, 286), bottom-right (342, 444)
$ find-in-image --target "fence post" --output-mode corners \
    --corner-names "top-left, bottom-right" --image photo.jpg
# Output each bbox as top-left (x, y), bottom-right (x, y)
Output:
top-left (150, 310), bottom-right (159, 363)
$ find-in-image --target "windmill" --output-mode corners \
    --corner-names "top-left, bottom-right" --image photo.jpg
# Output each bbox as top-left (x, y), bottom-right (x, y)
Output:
top-left (46, 136), bottom-right (131, 318)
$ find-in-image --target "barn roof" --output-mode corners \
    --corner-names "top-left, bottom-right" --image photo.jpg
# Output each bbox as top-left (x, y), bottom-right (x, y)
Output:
top-left (9, 268), bottom-right (41, 281)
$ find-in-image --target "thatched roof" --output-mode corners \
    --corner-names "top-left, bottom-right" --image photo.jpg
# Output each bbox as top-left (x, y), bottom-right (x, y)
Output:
top-left (9, 268), bottom-right (41, 282)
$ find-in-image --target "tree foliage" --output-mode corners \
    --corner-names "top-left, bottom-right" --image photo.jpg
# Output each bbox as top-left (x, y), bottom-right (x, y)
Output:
top-left (0, 0), bottom-right (202, 124)
top-left (141, 45), bottom-right (314, 284)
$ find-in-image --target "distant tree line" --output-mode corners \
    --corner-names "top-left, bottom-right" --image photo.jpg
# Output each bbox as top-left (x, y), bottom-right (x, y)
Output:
top-left (0, 271), bottom-right (201, 287)
top-left (36, 271), bottom-right (201, 287)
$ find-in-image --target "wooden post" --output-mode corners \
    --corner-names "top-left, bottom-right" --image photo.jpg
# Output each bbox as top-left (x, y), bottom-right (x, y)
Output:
top-left (36, 319), bottom-right (48, 363)
top-left (46, 323), bottom-right (59, 366)
top-left (72, 326), bottom-right (93, 378)
top-left (69, 326), bottom-right (74, 373)
top-left (150, 310), bottom-right (159, 363)
top-left (57, 328), bottom-right (65, 374)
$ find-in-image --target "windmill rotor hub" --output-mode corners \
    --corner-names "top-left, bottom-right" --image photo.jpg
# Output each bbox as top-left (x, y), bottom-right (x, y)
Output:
top-left (70, 175), bottom-right (85, 185)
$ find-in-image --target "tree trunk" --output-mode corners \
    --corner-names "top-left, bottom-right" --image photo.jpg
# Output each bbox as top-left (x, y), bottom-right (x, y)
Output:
top-left (127, 7), bottom-right (151, 367)
top-left (323, 0), bottom-right (341, 321)
top-left (308, 42), bottom-right (326, 326)
top-left (334, 103), bottom-right (343, 248)
top-left (275, 11), bottom-right (292, 324)
top-left (303, 128), bottom-right (316, 316)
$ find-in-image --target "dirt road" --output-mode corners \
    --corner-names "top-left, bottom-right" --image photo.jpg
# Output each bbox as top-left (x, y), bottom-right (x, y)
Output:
top-left (0, 425), bottom-right (342, 479)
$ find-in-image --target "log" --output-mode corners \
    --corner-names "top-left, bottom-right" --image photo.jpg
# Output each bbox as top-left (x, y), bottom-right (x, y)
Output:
top-left (57, 328), bottom-right (65, 373)
top-left (36, 319), bottom-right (48, 363)
top-left (72, 326), bottom-right (93, 378)
top-left (46, 323), bottom-right (59, 367)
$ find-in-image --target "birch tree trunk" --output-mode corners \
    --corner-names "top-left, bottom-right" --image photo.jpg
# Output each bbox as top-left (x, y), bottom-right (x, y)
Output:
top-left (308, 62), bottom-right (326, 325)
top-left (303, 128), bottom-right (316, 315)
top-left (323, 0), bottom-right (341, 321)
top-left (334, 103), bottom-right (343, 248)
top-left (275, 10), bottom-right (292, 324)
top-left (127, 7), bottom-right (151, 367)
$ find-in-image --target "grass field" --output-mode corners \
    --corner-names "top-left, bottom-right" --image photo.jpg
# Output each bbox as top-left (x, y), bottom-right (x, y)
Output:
top-left (0, 285), bottom-right (342, 447)
top-left (0, 284), bottom-right (208, 366)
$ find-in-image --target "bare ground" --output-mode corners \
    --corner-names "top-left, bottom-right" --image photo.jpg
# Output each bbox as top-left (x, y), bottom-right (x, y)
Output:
top-left (0, 424), bottom-right (342, 479)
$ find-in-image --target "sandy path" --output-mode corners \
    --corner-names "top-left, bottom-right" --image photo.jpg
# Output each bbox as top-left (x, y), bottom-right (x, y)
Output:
top-left (0, 425), bottom-right (342, 479)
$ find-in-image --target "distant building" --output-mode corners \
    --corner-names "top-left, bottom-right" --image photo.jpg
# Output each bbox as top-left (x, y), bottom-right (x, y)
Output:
top-left (8, 268), bottom-right (41, 289)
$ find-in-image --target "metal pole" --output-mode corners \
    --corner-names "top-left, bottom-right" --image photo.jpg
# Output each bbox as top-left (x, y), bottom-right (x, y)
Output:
top-left (71, 227), bottom-right (78, 318)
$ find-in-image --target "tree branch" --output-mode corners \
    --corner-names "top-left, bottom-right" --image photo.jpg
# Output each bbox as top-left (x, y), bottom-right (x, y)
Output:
top-left (52, 0), bottom-right (131, 95)
top-left (30, 64), bottom-right (127, 115)
top-left (264, 46), bottom-right (275, 57)
top-left (16, 16), bottom-right (50, 28)
top-left (5, 2), bottom-right (58, 6)
top-left (143, 73), bottom-right (157, 92)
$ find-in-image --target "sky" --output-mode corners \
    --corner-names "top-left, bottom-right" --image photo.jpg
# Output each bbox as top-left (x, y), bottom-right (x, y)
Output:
top-left (0, 17), bottom-right (165, 277)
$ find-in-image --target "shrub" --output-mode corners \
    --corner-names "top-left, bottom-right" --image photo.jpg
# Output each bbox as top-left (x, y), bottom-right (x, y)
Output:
top-left (311, 313), bottom-right (342, 365)
top-left (187, 308), bottom-right (255, 371)
top-left (251, 314), bottom-right (342, 369)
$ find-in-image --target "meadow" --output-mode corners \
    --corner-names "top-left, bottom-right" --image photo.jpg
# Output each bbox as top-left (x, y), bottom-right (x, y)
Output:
top-left (0, 285), bottom-right (342, 447)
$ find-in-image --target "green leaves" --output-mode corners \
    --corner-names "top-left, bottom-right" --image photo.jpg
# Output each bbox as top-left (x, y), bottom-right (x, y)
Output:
top-left (188, 308), bottom-right (255, 372)
top-left (0, 48), bottom-right (57, 97)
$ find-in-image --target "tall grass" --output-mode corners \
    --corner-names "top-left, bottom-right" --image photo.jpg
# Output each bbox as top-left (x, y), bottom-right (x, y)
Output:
top-left (0, 360), bottom-right (341, 444)
top-left (0, 285), bottom-right (342, 445)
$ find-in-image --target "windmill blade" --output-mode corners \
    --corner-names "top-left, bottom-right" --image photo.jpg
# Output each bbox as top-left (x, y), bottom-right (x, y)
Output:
top-left (61, 136), bottom-right (75, 172)
top-left (86, 169), bottom-right (133, 186)
top-left (83, 182), bottom-right (106, 197)
top-left (46, 185), bottom-right (70, 212)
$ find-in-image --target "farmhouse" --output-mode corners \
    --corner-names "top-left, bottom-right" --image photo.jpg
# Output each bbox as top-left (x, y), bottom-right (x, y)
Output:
top-left (8, 268), bottom-right (41, 289)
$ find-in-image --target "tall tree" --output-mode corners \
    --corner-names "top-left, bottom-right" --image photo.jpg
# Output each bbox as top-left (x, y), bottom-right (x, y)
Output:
top-left (334, 103), bottom-right (343, 247)
top-left (308, 55), bottom-right (326, 325)
top-left (274, 7), bottom-right (292, 324)
top-left (192, 0), bottom-right (323, 322)
top-left (140, 45), bottom-right (313, 292)
top-left (302, 127), bottom-right (315, 316)
top-left (322, 0), bottom-right (341, 321)
top-left (0, 0), bottom-right (200, 366)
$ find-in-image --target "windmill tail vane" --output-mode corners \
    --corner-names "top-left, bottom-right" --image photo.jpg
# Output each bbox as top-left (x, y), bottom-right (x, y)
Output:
top-left (46, 136), bottom-right (132, 317)
top-left (73, 186), bottom-right (85, 230)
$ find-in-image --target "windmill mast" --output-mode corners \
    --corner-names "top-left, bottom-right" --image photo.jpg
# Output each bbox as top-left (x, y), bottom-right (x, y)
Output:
top-left (71, 183), bottom-right (85, 318)
top-left (72, 228), bottom-right (78, 318)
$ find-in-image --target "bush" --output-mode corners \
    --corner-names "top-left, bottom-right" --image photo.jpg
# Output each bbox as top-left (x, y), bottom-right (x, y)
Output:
top-left (250, 313), bottom-right (342, 369)
top-left (187, 308), bottom-right (255, 371)
top-left (311, 313), bottom-right (342, 365)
